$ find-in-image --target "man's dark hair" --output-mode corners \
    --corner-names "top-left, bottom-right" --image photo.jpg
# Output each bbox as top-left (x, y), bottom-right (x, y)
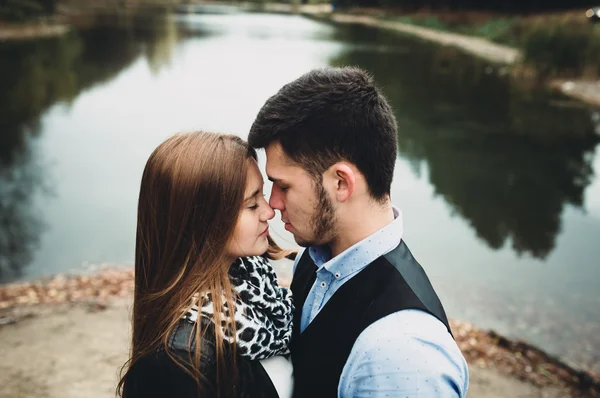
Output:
top-left (248, 67), bottom-right (398, 201)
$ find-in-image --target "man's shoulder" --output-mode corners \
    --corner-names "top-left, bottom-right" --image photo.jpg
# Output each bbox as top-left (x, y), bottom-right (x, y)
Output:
top-left (341, 309), bottom-right (469, 396)
top-left (348, 308), bottom-right (468, 379)
top-left (357, 309), bottom-right (454, 348)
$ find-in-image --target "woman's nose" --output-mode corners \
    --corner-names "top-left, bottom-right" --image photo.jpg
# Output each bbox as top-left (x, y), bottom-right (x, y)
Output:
top-left (262, 202), bottom-right (275, 221)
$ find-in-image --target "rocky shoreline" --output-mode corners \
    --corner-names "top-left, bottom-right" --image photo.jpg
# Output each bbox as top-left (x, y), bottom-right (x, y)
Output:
top-left (1, 268), bottom-right (599, 397)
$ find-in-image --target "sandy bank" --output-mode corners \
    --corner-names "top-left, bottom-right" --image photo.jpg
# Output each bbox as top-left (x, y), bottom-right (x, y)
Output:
top-left (1, 269), bottom-right (599, 397)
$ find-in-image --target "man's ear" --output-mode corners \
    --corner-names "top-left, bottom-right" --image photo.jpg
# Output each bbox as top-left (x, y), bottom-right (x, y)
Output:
top-left (324, 163), bottom-right (356, 203)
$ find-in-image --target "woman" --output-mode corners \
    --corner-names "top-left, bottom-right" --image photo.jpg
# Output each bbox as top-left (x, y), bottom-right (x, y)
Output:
top-left (118, 132), bottom-right (294, 398)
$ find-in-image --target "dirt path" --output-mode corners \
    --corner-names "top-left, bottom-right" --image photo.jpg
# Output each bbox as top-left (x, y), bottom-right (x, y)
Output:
top-left (0, 298), bottom-right (573, 398)
top-left (0, 22), bottom-right (69, 41)
top-left (0, 301), bottom-right (130, 398)
top-left (327, 14), bottom-right (520, 64)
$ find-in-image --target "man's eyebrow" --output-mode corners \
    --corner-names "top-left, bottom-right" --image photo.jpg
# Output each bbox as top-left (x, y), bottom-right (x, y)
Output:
top-left (243, 188), bottom-right (261, 202)
top-left (268, 176), bottom-right (287, 184)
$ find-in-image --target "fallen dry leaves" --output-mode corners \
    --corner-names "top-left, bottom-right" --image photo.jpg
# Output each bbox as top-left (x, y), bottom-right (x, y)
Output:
top-left (451, 320), bottom-right (600, 397)
top-left (0, 268), bottom-right (134, 310)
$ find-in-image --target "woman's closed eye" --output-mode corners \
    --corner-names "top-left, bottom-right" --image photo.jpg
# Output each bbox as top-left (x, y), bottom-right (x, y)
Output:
top-left (249, 195), bottom-right (268, 210)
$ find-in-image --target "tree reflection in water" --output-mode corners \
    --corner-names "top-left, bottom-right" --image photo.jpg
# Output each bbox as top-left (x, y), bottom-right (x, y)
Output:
top-left (329, 24), bottom-right (600, 258)
top-left (0, 13), bottom-right (179, 282)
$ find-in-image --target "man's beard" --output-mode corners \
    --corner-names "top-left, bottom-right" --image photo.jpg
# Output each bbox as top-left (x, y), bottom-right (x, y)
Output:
top-left (297, 181), bottom-right (336, 247)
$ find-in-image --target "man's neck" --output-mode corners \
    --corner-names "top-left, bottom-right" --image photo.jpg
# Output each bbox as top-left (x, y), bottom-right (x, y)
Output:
top-left (328, 202), bottom-right (395, 258)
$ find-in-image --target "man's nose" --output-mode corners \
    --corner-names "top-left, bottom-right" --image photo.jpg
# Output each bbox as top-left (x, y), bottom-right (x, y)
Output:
top-left (269, 186), bottom-right (285, 211)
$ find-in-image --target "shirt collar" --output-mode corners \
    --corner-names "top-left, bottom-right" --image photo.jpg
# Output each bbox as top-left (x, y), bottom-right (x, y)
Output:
top-left (308, 206), bottom-right (403, 279)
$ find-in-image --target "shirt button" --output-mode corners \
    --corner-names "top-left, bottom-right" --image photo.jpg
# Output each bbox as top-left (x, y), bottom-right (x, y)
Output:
top-left (320, 281), bottom-right (326, 288)
top-left (335, 272), bottom-right (341, 278)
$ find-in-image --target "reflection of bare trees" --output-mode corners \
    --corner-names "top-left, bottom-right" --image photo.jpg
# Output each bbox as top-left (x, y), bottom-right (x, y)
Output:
top-left (0, 134), bottom-right (46, 282)
top-left (144, 15), bottom-right (179, 74)
top-left (329, 25), bottom-right (600, 258)
top-left (0, 13), bottom-right (178, 282)
top-left (593, 111), bottom-right (600, 137)
top-left (424, 136), bottom-right (595, 258)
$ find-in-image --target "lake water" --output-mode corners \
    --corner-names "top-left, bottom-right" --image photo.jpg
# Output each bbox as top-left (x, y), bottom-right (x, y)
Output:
top-left (1, 11), bottom-right (599, 373)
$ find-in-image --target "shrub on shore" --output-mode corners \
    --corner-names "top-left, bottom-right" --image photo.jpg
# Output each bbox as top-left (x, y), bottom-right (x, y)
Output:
top-left (0, 0), bottom-right (55, 22)
top-left (521, 19), bottom-right (600, 77)
top-left (387, 10), bottom-right (600, 78)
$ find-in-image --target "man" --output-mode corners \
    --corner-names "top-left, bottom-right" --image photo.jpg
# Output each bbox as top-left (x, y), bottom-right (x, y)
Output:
top-left (248, 67), bottom-right (468, 397)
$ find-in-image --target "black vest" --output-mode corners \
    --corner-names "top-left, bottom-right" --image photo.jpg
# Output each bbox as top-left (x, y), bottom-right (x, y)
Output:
top-left (289, 240), bottom-right (452, 398)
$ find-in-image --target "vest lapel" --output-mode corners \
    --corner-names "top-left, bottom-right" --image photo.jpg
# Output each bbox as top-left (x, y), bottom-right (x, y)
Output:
top-left (290, 250), bottom-right (317, 335)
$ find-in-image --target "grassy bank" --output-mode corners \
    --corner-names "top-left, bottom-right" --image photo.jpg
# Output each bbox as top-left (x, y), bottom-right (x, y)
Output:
top-left (379, 10), bottom-right (600, 78)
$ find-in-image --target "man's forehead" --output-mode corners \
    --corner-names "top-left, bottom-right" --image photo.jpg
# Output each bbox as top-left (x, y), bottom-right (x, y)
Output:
top-left (266, 158), bottom-right (296, 180)
top-left (266, 162), bottom-right (310, 187)
top-left (265, 141), bottom-right (289, 163)
top-left (265, 143), bottom-right (295, 172)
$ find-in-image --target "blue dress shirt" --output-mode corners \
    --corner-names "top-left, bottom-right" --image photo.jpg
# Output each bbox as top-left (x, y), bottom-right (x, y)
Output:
top-left (292, 207), bottom-right (469, 397)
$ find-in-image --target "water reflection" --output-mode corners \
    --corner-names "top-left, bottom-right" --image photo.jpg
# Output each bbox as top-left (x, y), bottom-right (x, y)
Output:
top-left (0, 14), bottom-right (179, 281)
top-left (174, 12), bottom-right (336, 42)
top-left (330, 24), bottom-right (600, 258)
top-left (0, 136), bottom-right (45, 281)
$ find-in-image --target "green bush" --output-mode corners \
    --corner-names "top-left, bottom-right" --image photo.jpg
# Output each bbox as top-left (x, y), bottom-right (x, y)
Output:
top-left (583, 26), bottom-right (600, 76)
top-left (0, 0), bottom-right (54, 22)
top-left (521, 22), bottom-right (600, 76)
top-left (468, 18), bottom-right (518, 45)
top-left (385, 12), bottom-right (600, 78)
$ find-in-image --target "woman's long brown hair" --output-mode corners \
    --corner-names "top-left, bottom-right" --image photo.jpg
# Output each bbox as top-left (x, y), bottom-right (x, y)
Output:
top-left (117, 132), bottom-right (292, 397)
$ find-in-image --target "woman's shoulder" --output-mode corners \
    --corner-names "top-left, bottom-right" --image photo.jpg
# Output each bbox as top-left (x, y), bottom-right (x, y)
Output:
top-left (167, 319), bottom-right (281, 398)
top-left (168, 318), bottom-right (217, 364)
top-left (125, 320), bottom-right (284, 398)
top-left (122, 320), bottom-right (217, 398)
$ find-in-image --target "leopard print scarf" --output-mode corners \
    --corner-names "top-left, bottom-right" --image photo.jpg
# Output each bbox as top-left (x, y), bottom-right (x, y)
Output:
top-left (183, 256), bottom-right (294, 360)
